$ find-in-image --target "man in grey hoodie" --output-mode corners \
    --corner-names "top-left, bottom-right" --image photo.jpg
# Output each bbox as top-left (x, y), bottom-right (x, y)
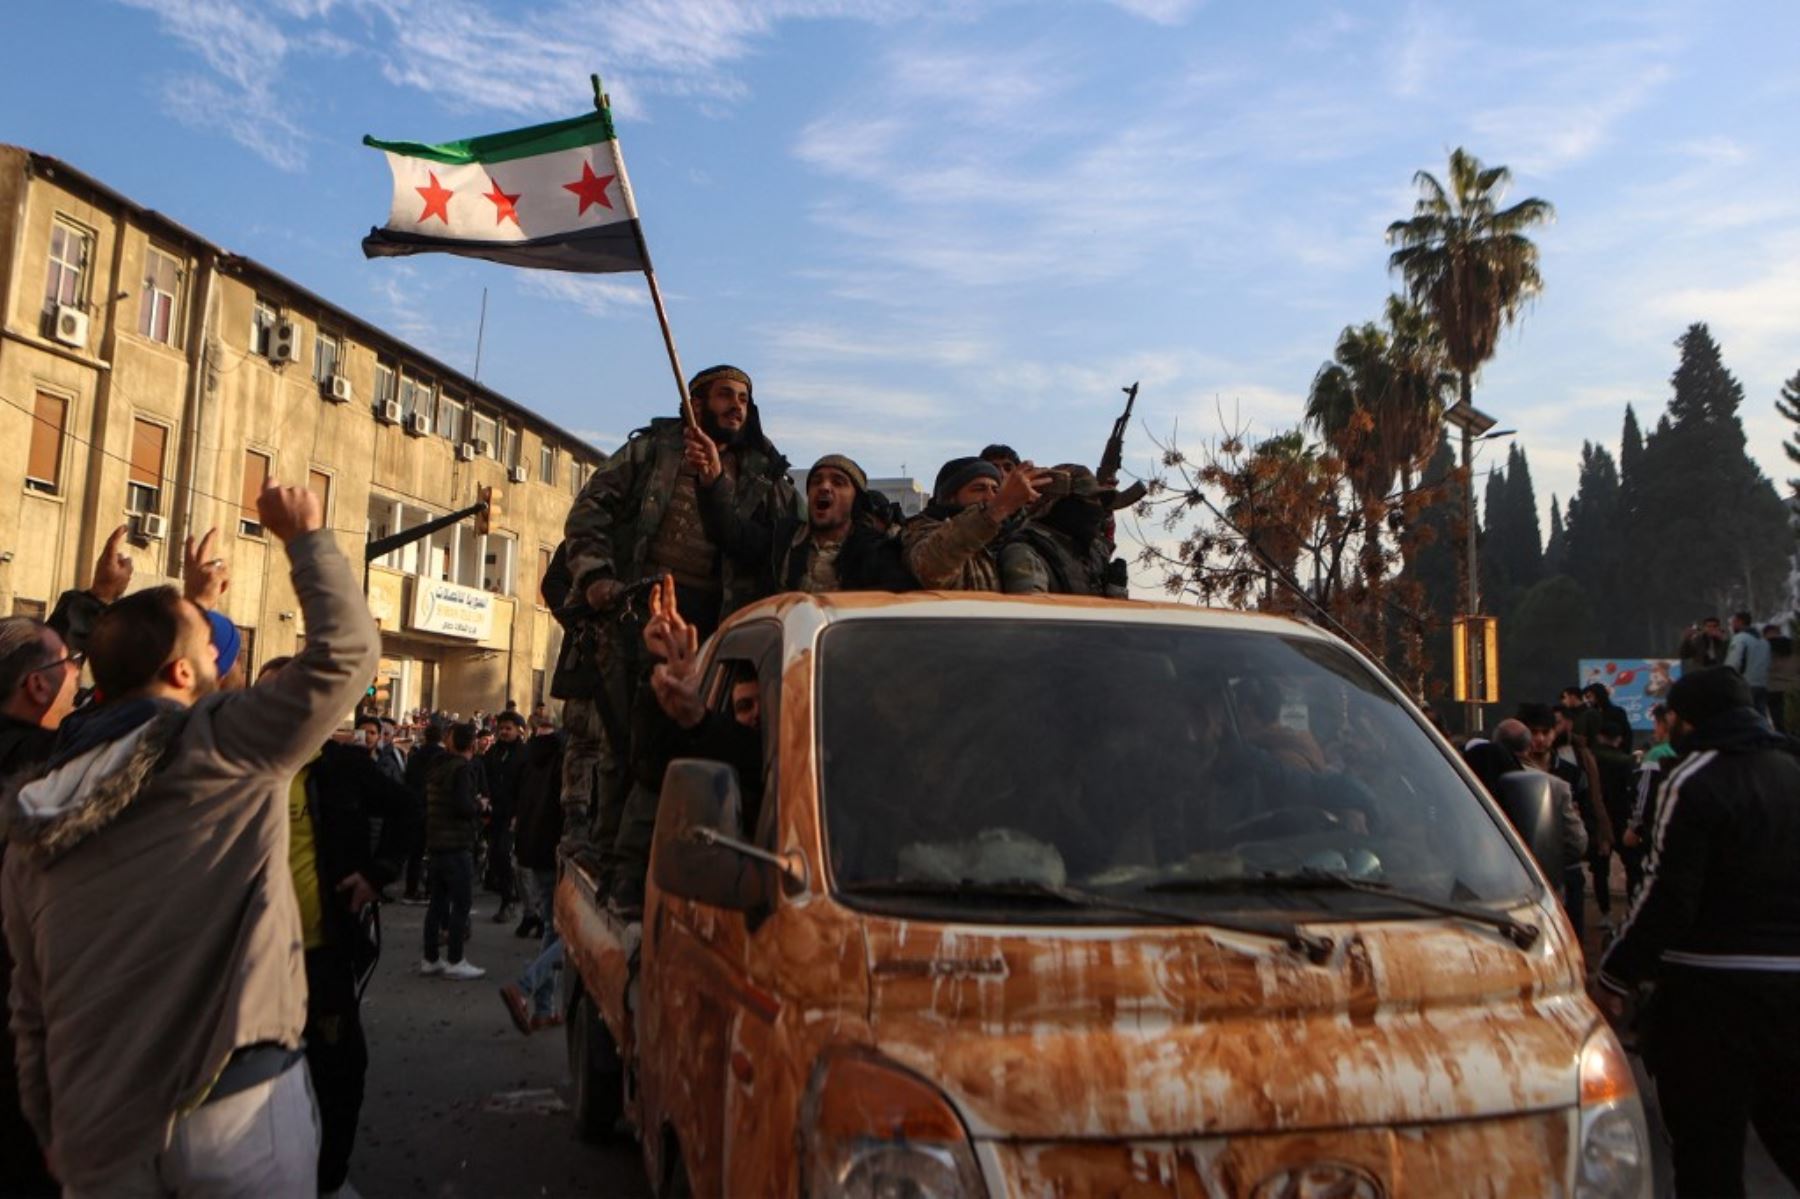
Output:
top-left (2, 480), bottom-right (378, 1196)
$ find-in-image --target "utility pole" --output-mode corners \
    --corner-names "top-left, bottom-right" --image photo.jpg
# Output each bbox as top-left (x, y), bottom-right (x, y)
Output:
top-left (1445, 400), bottom-right (1498, 735)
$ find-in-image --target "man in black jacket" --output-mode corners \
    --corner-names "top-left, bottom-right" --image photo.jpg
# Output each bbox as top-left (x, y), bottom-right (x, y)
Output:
top-left (259, 655), bottom-right (415, 1196)
top-left (483, 710), bottom-right (528, 925)
top-left (401, 721), bottom-right (446, 901)
top-left (697, 452), bottom-right (917, 596)
top-left (1597, 667), bottom-right (1800, 1196)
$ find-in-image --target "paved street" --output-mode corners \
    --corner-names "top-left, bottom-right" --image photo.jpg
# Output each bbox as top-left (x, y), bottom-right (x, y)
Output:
top-left (349, 900), bottom-right (651, 1198)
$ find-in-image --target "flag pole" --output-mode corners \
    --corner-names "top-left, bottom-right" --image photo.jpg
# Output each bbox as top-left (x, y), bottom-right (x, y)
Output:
top-left (593, 74), bottom-right (696, 430)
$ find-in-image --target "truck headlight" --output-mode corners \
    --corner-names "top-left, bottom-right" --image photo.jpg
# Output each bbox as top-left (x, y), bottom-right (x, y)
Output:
top-left (800, 1050), bottom-right (987, 1199)
top-left (1576, 1025), bottom-right (1651, 1199)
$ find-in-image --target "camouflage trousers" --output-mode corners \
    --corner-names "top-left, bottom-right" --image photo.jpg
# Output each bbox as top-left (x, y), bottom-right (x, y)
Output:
top-left (560, 700), bottom-right (631, 865)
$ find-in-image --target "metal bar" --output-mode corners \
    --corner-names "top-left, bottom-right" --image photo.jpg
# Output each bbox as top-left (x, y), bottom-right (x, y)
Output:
top-left (364, 501), bottom-right (484, 562)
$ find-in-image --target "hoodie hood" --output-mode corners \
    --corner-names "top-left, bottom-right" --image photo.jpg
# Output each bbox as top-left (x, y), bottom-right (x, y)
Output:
top-left (3, 703), bottom-right (187, 863)
top-left (1679, 706), bottom-right (1798, 757)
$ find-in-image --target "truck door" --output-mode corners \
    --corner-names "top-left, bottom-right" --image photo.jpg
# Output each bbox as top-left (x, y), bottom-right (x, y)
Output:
top-left (640, 622), bottom-right (780, 1195)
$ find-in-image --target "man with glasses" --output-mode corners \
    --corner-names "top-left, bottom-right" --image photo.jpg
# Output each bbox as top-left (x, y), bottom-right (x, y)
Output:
top-left (0, 525), bottom-right (134, 1196)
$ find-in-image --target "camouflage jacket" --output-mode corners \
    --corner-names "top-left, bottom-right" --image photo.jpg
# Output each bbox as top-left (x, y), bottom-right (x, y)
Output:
top-left (563, 418), bottom-right (794, 620)
top-left (999, 523), bottom-right (1128, 598)
top-left (901, 504), bottom-right (1004, 592)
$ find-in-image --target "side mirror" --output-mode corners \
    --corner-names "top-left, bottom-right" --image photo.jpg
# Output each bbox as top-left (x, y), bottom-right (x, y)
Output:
top-left (650, 759), bottom-right (770, 911)
top-left (1495, 770), bottom-right (1564, 881)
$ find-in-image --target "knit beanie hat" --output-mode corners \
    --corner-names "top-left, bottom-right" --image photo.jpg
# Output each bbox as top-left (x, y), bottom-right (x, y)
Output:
top-left (807, 454), bottom-right (867, 494)
top-left (932, 456), bottom-right (1002, 504)
top-left (205, 610), bottom-right (243, 678)
top-left (1665, 666), bottom-right (1754, 727)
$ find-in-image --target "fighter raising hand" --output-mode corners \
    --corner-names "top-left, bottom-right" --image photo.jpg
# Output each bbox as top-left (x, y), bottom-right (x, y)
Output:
top-left (642, 575), bottom-right (705, 728)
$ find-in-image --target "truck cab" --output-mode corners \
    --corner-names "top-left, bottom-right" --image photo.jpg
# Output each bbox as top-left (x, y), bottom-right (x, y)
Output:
top-left (558, 593), bottom-right (1649, 1197)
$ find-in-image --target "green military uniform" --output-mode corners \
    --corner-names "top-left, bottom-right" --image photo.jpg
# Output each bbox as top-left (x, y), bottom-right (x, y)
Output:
top-left (998, 464), bottom-right (1130, 599)
top-left (904, 504), bottom-right (1006, 591)
top-left (560, 369), bottom-right (793, 892)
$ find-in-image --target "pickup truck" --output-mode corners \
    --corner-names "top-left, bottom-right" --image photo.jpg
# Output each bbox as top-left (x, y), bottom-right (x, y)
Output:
top-left (557, 592), bottom-right (1649, 1198)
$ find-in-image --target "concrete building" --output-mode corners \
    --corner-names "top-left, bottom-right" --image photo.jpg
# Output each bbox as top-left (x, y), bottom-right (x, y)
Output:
top-left (0, 145), bottom-right (603, 717)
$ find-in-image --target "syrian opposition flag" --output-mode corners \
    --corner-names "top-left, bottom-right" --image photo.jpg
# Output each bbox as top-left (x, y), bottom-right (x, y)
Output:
top-left (362, 109), bottom-right (646, 273)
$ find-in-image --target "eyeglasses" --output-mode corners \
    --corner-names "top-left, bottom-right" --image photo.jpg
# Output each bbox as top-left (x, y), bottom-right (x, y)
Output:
top-left (29, 650), bottom-right (85, 675)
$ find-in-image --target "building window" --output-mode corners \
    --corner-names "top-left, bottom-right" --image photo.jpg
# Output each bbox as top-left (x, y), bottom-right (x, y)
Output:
top-left (44, 220), bottom-right (92, 315)
top-left (500, 422), bottom-right (519, 468)
top-left (137, 247), bottom-right (183, 345)
top-left (313, 331), bottom-right (341, 384)
top-left (399, 371), bottom-right (433, 421)
top-left (537, 544), bottom-right (553, 606)
top-left (483, 533), bottom-right (516, 595)
top-left (373, 357), bottom-right (397, 409)
top-left (127, 418), bottom-right (168, 515)
top-left (539, 442), bottom-right (556, 487)
top-left (436, 393), bottom-right (464, 441)
top-left (251, 298), bottom-right (278, 356)
top-left (307, 468), bottom-right (332, 523)
top-left (470, 412), bottom-right (498, 456)
top-left (240, 448), bottom-right (272, 535)
top-left (532, 669), bottom-right (545, 708)
top-left (26, 392), bottom-right (68, 495)
top-left (11, 598), bottom-right (47, 620)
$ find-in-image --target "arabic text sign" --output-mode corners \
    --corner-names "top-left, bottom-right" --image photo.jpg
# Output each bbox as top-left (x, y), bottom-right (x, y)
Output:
top-left (409, 579), bottom-right (495, 641)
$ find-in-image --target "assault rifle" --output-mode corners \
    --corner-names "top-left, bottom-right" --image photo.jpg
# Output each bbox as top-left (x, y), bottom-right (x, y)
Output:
top-left (1098, 382), bottom-right (1148, 507)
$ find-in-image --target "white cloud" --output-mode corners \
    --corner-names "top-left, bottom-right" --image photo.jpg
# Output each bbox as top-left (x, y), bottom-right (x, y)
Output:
top-left (517, 274), bottom-right (650, 317)
top-left (1101, 0), bottom-right (1201, 25)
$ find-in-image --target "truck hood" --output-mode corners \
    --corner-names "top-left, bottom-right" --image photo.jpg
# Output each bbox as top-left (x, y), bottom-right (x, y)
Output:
top-left (860, 909), bottom-right (1590, 1140)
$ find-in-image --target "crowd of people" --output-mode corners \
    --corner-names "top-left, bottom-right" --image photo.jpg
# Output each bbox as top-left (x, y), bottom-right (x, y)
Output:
top-left (1457, 655), bottom-right (1799, 1196)
top-left (0, 357), bottom-right (1792, 1197)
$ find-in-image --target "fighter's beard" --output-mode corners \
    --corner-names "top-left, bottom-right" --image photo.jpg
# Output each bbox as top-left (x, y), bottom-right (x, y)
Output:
top-left (701, 411), bottom-right (744, 447)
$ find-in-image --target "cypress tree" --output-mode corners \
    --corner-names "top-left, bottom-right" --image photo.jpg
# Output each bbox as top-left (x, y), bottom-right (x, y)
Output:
top-left (1544, 495), bottom-right (1567, 576)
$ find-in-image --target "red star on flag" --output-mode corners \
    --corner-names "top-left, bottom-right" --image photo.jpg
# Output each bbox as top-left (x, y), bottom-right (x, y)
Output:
top-left (562, 161), bottom-right (617, 216)
top-left (483, 176), bottom-right (522, 226)
top-left (416, 171), bottom-right (453, 224)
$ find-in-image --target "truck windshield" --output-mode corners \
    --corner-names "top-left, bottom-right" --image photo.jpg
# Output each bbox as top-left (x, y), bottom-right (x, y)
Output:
top-left (817, 619), bottom-right (1536, 918)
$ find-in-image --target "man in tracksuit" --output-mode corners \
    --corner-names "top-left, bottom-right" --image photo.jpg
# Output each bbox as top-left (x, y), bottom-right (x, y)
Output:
top-left (1597, 666), bottom-right (1800, 1196)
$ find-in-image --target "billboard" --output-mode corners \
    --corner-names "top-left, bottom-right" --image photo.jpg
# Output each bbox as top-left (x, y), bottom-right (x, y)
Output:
top-left (1578, 658), bottom-right (1682, 731)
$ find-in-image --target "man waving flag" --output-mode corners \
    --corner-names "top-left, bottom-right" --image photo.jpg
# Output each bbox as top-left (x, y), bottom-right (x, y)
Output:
top-left (362, 106), bottom-right (646, 274)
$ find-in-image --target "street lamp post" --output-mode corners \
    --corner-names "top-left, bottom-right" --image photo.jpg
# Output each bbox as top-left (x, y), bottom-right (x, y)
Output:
top-left (1444, 399), bottom-right (1498, 735)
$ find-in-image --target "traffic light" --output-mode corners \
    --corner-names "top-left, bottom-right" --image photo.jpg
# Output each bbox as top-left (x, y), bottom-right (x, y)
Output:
top-left (474, 484), bottom-right (501, 535)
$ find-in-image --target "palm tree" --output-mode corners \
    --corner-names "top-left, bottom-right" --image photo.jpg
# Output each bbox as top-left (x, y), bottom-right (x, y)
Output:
top-left (1308, 322), bottom-right (1395, 642)
top-left (1379, 294), bottom-right (1457, 498)
top-left (1386, 148), bottom-right (1554, 411)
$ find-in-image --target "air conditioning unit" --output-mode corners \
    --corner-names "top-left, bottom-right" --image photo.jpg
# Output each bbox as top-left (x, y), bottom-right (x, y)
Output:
top-left (507, 464), bottom-right (527, 484)
top-left (325, 374), bottom-right (353, 403)
top-left (135, 512), bottom-right (168, 540)
top-left (457, 442), bottom-right (477, 462)
top-left (52, 304), bottom-right (89, 349)
top-left (377, 400), bottom-right (401, 425)
top-left (269, 319), bottom-right (300, 363)
top-left (404, 412), bottom-right (430, 437)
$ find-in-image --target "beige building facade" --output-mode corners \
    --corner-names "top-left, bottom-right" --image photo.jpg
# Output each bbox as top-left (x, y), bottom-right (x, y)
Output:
top-left (0, 145), bottom-right (602, 717)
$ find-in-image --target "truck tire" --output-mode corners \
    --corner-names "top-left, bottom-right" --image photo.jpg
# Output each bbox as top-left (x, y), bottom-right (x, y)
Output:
top-left (569, 989), bottom-right (624, 1142)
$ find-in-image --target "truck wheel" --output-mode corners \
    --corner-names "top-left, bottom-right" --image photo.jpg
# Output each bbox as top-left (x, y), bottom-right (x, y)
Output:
top-left (569, 989), bottom-right (624, 1142)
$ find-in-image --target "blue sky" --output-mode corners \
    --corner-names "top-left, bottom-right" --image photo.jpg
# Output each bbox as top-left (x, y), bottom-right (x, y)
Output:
top-left (6, 0), bottom-right (1797, 535)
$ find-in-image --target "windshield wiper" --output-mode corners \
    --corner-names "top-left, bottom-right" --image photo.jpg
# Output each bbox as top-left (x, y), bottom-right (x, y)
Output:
top-left (837, 878), bottom-right (1336, 963)
top-left (1146, 870), bottom-right (1540, 950)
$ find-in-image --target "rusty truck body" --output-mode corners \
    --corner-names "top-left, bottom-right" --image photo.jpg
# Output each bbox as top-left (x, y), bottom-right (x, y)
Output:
top-left (557, 592), bottom-right (1650, 1197)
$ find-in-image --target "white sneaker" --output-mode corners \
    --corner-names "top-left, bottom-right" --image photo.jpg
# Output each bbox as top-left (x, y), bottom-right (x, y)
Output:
top-left (441, 959), bottom-right (486, 981)
top-left (419, 958), bottom-right (446, 977)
